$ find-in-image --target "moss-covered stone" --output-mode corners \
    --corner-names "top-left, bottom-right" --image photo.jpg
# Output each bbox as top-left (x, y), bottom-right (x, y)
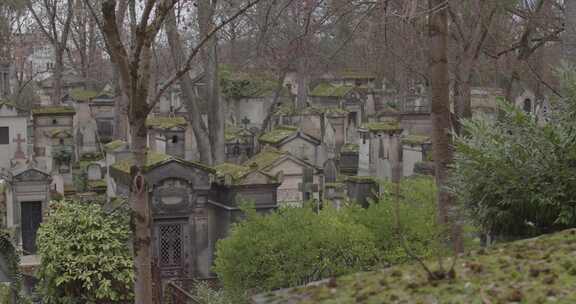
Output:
top-left (360, 122), bottom-right (402, 133)
top-left (274, 104), bottom-right (348, 116)
top-left (255, 229), bottom-right (576, 303)
top-left (104, 140), bottom-right (127, 152)
top-left (111, 151), bottom-right (213, 174)
top-left (111, 152), bottom-right (172, 174)
top-left (146, 116), bottom-right (187, 130)
top-left (32, 105), bottom-right (76, 115)
top-left (48, 128), bottom-right (73, 138)
top-left (221, 66), bottom-right (289, 99)
top-left (225, 126), bottom-right (253, 142)
top-left (244, 148), bottom-right (286, 170)
top-left (87, 180), bottom-right (107, 189)
top-left (214, 163), bottom-right (252, 181)
top-left (402, 134), bottom-right (431, 145)
top-left (346, 175), bottom-right (379, 183)
top-left (259, 125), bottom-right (298, 145)
top-left (341, 144), bottom-right (359, 153)
top-left (70, 88), bottom-right (99, 102)
top-left (310, 83), bottom-right (354, 98)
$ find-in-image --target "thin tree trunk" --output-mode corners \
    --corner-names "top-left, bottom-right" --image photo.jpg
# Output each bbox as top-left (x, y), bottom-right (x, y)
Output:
top-left (295, 57), bottom-right (308, 110)
top-left (128, 118), bottom-right (153, 304)
top-left (53, 46), bottom-right (65, 104)
top-left (198, 0), bottom-right (225, 165)
top-left (429, 0), bottom-right (463, 253)
top-left (563, 0), bottom-right (576, 63)
top-left (165, 9), bottom-right (212, 164)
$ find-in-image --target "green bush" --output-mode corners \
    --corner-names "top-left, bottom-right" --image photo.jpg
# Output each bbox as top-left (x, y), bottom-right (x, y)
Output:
top-left (213, 206), bottom-right (379, 297)
top-left (453, 99), bottom-right (576, 238)
top-left (345, 176), bottom-right (443, 264)
top-left (37, 201), bottom-right (134, 303)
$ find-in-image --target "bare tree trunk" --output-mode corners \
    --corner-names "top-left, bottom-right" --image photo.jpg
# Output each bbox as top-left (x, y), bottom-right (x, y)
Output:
top-left (129, 118), bottom-right (153, 303)
top-left (295, 57), bottom-right (308, 110)
top-left (429, 0), bottom-right (463, 253)
top-left (165, 8), bottom-right (212, 164)
top-left (53, 46), bottom-right (65, 104)
top-left (564, 0), bottom-right (576, 63)
top-left (453, 64), bottom-right (472, 134)
top-left (198, 0), bottom-right (225, 165)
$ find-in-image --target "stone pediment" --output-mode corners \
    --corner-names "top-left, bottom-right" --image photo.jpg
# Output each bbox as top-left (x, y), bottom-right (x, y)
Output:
top-left (13, 168), bottom-right (51, 182)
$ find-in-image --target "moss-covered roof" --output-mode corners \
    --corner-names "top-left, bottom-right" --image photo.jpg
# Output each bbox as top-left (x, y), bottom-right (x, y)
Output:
top-left (341, 144), bottom-right (359, 153)
top-left (259, 125), bottom-right (298, 145)
top-left (214, 163), bottom-right (252, 180)
top-left (254, 229), bottom-right (576, 303)
top-left (336, 70), bottom-right (376, 80)
top-left (244, 148), bottom-right (286, 170)
top-left (146, 116), bottom-right (187, 130)
top-left (111, 152), bottom-right (214, 174)
top-left (221, 67), bottom-right (290, 99)
top-left (225, 126), bottom-right (253, 142)
top-left (111, 152), bottom-right (172, 174)
top-left (0, 100), bottom-right (17, 109)
top-left (274, 104), bottom-right (348, 116)
top-left (70, 88), bottom-right (99, 102)
top-left (360, 121), bottom-right (402, 133)
top-left (310, 83), bottom-right (354, 98)
top-left (402, 134), bottom-right (431, 145)
top-left (32, 105), bottom-right (76, 115)
top-left (104, 140), bottom-right (127, 152)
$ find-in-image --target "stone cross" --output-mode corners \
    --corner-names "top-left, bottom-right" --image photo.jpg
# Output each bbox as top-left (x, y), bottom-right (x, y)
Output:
top-left (13, 133), bottom-right (26, 159)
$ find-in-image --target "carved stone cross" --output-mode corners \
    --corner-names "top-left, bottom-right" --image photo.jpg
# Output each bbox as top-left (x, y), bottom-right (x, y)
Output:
top-left (13, 133), bottom-right (26, 159)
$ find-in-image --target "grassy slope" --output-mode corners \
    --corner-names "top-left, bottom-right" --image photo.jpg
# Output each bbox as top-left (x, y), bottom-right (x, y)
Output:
top-left (254, 229), bottom-right (576, 304)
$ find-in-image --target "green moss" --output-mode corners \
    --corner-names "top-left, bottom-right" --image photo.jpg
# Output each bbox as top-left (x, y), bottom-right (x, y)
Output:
top-left (346, 175), bottom-right (378, 183)
top-left (275, 104), bottom-right (348, 116)
top-left (337, 70), bottom-right (376, 80)
top-left (402, 134), bottom-right (431, 145)
top-left (221, 67), bottom-right (289, 99)
top-left (70, 88), bottom-right (99, 102)
top-left (244, 148), bottom-right (286, 170)
top-left (325, 182), bottom-right (346, 191)
top-left (341, 144), bottom-right (359, 153)
top-left (87, 180), bottom-right (107, 189)
top-left (146, 116), bottom-right (187, 130)
top-left (259, 125), bottom-right (298, 144)
top-left (310, 83), bottom-right (354, 97)
top-left (104, 140), bottom-right (126, 152)
top-left (256, 229), bottom-right (576, 303)
top-left (213, 163), bottom-right (257, 185)
top-left (225, 126), bottom-right (252, 142)
top-left (111, 152), bottom-right (172, 174)
top-left (111, 151), bottom-right (213, 174)
top-left (361, 122), bottom-right (402, 132)
top-left (49, 128), bottom-right (73, 138)
top-left (32, 106), bottom-right (76, 115)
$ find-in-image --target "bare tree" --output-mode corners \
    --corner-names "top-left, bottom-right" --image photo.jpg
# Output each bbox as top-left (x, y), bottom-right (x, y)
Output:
top-left (96, 1), bottom-right (262, 302)
top-left (449, 0), bottom-right (497, 132)
top-left (563, 0), bottom-right (576, 63)
top-left (26, 0), bottom-right (75, 104)
top-left (429, 0), bottom-right (463, 253)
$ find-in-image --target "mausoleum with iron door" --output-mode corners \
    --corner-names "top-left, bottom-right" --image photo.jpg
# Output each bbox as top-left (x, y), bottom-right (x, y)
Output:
top-left (109, 152), bottom-right (281, 281)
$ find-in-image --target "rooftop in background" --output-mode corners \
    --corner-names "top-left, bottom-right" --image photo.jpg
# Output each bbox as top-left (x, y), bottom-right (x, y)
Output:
top-left (31, 105), bottom-right (76, 116)
top-left (146, 116), bottom-right (188, 130)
